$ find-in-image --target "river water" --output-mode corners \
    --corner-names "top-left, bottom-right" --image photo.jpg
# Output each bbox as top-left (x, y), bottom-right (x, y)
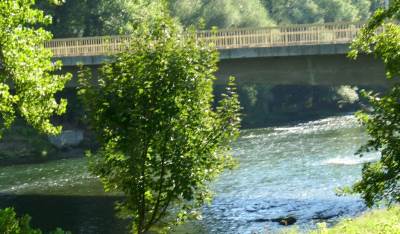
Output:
top-left (0, 115), bottom-right (378, 233)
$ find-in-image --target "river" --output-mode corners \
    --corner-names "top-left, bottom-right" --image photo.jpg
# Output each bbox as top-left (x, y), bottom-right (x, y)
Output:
top-left (0, 115), bottom-right (378, 233)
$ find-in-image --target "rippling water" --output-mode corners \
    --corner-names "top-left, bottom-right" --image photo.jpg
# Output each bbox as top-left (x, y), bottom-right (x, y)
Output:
top-left (0, 115), bottom-right (377, 233)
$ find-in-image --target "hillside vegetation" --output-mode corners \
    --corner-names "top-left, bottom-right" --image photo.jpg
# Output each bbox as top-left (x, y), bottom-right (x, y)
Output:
top-left (37, 0), bottom-right (385, 38)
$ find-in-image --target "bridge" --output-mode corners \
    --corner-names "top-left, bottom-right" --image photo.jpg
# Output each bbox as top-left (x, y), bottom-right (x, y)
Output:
top-left (46, 22), bottom-right (387, 86)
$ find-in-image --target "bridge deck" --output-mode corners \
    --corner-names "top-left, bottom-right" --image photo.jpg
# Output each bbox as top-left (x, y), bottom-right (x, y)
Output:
top-left (46, 22), bottom-right (365, 58)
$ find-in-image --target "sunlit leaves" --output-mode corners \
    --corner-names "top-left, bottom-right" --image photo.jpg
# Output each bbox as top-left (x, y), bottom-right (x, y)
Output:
top-left (78, 4), bottom-right (240, 233)
top-left (349, 0), bottom-right (400, 207)
top-left (0, 0), bottom-right (70, 137)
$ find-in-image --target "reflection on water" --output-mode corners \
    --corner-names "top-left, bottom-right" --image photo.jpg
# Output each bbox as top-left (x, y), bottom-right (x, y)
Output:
top-left (0, 115), bottom-right (377, 234)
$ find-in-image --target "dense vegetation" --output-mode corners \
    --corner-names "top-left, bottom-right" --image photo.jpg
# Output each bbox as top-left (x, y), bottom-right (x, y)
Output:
top-left (36, 0), bottom-right (387, 38)
top-left (0, 207), bottom-right (69, 234)
top-left (349, 0), bottom-right (400, 207)
top-left (78, 1), bottom-right (240, 233)
top-left (311, 206), bottom-right (400, 234)
top-left (0, 0), bottom-right (70, 137)
top-left (283, 206), bottom-right (400, 234)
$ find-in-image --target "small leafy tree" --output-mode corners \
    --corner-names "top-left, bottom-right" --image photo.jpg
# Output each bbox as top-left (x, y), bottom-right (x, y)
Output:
top-left (0, 2), bottom-right (70, 231)
top-left (0, 0), bottom-right (70, 137)
top-left (348, 0), bottom-right (400, 206)
top-left (0, 208), bottom-right (40, 234)
top-left (0, 207), bottom-right (70, 234)
top-left (78, 4), bottom-right (240, 234)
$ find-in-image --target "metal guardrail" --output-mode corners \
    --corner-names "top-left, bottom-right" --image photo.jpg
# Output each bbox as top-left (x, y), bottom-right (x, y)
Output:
top-left (45, 22), bottom-right (365, 57)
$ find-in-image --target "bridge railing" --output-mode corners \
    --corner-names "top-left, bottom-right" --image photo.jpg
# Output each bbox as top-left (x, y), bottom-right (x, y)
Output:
top-left (46, 22), bottom-right (365, 57)
top-left (196, 22), bottom-right (365, 48)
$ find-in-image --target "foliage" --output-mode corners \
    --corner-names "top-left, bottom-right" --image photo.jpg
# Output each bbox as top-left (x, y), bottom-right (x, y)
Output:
top-left (310, 207), bottom-right (400, 234)
top-left (263, 0), bottom-right (372, 25)
top-left (36, 0), bottom-right (131, 37)
top-left (0, 0), bottom-right (70, 137)
top-left (37, 0), bottom-right (384, 37)
top-left (0, 207), bottom-right (70, 234)
top-left (78, 3), bottom-right (241, 233)
top-left (169, 0), bottom-right (275, 29)
top-left (348, 0), bottom-right (400, 206)
top-left (172, 0), bottom-right (375, 28)
top-left (281, 206), bottom-right (400, 234)
top-left (36, 0), bottom-right (165, 37)
top-left (0, 121), bottom-right (57, 163)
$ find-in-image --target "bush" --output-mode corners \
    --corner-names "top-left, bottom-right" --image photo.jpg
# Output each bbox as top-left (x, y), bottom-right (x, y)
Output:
top-left (310, 207), bottom-right (400, 234)
top-left (281, 206), bottom-right (400, 234)
top-left (0, 207), bottom-right (70, 234)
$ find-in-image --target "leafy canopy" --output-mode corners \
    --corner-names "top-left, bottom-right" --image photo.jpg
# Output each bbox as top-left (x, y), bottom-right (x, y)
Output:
top-left (37, 0), bottom-right (382, 37)
top-left (349, 0), bottom-right (400, 206)
top-left (0, 0), bottom-right (70, 137)
top-left (0, 207), bottom-right (69, 234)
top-left (36, 0), bottom-right (165, 37)
top-left (78, 2), bottom-right (241, 233)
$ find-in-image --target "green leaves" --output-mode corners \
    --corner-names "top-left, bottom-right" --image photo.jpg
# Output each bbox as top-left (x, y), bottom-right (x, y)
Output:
top-left (0, 207), bottom-right (70, 234)
top-left (79, 5), bottom-right (240, 233)
top-left (0, 0), bottom-right (70, 137)
top-left (349, 0), bottom-right (400, 207)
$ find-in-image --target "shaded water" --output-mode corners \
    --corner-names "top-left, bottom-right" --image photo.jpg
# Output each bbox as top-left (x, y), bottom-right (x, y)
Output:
top-left (0, 115), bottom-right (377, 233)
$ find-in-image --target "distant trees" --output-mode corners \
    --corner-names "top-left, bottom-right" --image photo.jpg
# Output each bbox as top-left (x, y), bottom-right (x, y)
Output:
top-left (263, 0), bottom-right (373, 24)
top-left (169, 0), bottom-right (275, 29)
top-left (36, 0), bottom-right (135, 37)
top-left (78, 2), bottom-right (241, 233)
top-left (349, 1), bottom-right (400, 206)
top-left (37, 0), bottom-right (385, 37)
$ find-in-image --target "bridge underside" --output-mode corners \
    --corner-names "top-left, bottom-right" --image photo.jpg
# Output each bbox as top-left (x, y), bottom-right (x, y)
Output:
top-left (216, 54), bottom-right (387, 86)
top-left (60, 53), bottom-right (387, 87)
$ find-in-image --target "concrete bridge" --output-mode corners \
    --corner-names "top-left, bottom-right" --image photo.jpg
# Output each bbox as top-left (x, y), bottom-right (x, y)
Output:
top-left (46, 22), bottom-right (387, 86)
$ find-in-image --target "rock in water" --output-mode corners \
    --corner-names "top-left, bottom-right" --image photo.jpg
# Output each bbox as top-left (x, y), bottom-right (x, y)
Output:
top-left (272, 216), bottom-right (297, 226)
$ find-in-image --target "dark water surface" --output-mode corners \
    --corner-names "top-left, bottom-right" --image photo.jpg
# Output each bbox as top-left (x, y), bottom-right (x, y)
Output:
top-left (0, 115), bottom-right (377, 233)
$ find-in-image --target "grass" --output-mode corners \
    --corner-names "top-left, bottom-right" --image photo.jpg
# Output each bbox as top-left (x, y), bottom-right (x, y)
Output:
top-left (282, 206), bottom-right (400, 234)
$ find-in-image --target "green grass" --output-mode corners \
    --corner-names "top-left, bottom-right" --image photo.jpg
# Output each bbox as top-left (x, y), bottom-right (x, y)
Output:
top-left (282, 206), bottom-right (400, 234)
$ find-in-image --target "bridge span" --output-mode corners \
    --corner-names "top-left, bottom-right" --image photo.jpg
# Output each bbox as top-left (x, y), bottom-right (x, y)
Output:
top-left (46, 22), bottom-right (387, 86)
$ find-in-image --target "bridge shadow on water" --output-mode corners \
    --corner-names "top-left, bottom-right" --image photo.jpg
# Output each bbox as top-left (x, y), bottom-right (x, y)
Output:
top-left (0, 193), bottom-right (129, 234)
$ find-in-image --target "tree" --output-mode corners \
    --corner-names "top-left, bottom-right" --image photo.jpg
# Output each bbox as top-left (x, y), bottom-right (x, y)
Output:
top-left (171, 0), bottom-right (275, 29)
top-left (0, 2), bottom-right (70, 232)
top-left (198, 0), bottom-right (275, 29)
top-left (36, 0), bottom-right (136, 37)
top-left (0, 207), bottom-right (69, 234)
top-left (78, 3), bottom-right (241, 233)
top-left (348, 0), bottom-right (400, 206)
top-left (0, 0), bottom-right (70, 137)
top-left (263, 0), bottom-right (372, 24)
top-left (36, 0), bottom-right (169, 38)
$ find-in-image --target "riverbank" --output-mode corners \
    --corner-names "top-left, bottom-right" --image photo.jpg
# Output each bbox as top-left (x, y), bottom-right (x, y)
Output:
top-left (283, 206), bottom-right (400, 234)
top-left (0, 119), bottom-right (90, 167)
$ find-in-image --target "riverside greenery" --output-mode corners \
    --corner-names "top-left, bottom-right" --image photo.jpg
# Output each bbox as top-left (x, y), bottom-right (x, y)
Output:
top-left (37, 0), bottom-right (383, 38)
top-left (0, 208), bottom-right (69, 234)
top-left (282, 206), bottom-right (400, 234)
top-left (0, 1), bottom-right (70, 233)
top-left (77, 4), bottom-right (241, 233)
top-left (0, 0), bottom-right (70, 137)
top-left (348, 0), bottom-right (400, 206)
